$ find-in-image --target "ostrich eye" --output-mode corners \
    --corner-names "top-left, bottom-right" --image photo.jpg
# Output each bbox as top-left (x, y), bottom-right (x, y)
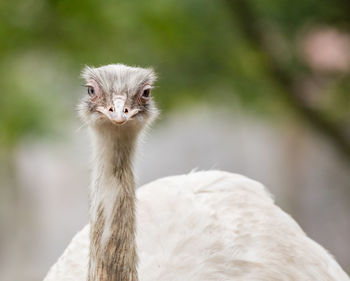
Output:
top-left (139, 85), bottom-right (152, 104)
top-left (87, 86), bottom-right (95, 97)
top-left (142, 89), bottom-right (151, 98)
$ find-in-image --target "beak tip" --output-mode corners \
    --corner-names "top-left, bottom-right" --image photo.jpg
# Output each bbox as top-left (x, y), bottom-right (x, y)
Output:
top-left (111, 118), bottom-right (127, 125)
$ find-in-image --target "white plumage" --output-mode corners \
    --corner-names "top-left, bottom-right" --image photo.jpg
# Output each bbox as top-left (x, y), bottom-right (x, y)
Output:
top-left (44, 170), bottom-right (349, 281)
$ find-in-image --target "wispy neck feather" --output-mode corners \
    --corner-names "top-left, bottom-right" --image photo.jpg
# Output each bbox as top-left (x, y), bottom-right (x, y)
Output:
top-left (88, 125), bottom-right (140, 281)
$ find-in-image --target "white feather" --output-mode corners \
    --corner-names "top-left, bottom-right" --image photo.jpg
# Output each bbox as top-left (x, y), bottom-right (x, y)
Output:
top-left (44, 170), bottom-right (349, 281)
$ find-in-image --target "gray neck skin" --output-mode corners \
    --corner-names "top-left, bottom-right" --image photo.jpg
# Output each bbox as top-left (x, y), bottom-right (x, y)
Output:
top-left (88, 125), bottom-right (139, 281)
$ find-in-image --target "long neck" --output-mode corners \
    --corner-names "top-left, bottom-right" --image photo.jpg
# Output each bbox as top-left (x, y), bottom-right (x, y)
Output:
top-left (88, 126), bottom-right (139, 281)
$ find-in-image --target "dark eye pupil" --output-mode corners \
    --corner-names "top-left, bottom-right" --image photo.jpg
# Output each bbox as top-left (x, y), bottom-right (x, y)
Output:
top-left (88, 87), bottom-right (95, 96)
top-left (143, 89), bottom-right (150, 98)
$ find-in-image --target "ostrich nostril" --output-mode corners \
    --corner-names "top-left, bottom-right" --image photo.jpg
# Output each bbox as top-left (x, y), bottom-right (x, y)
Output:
top-left (108, 107), bottom-right (114, 112)
top-left (124, 108), bottom-right (129, 114)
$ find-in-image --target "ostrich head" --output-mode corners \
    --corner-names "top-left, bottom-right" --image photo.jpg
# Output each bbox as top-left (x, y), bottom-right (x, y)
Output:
top-left (79, 64), bottom-right (158, 132)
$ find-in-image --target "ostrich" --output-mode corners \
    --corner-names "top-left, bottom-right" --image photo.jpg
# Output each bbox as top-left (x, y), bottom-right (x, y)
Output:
top-left (44, 64), bottom-right (349, 281)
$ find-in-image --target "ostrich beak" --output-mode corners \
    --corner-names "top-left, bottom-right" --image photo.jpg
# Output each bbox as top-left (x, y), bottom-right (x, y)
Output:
top-left (108, 97), bottom-right (128, 125)
top-left (96, 96), bottom-right (128, 125)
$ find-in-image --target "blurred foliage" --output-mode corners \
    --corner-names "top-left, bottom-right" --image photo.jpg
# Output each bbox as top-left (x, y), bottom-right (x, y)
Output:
top-left (0, 0), bottom-right (349, 159)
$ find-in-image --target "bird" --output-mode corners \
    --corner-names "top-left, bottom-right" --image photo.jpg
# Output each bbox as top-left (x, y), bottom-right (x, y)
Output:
top-left (44, 64), bottom-right (350, 281)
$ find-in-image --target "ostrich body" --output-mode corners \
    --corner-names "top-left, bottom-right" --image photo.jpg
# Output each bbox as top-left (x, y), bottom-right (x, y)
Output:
top-left (44, 64), bottom-right (349, 281)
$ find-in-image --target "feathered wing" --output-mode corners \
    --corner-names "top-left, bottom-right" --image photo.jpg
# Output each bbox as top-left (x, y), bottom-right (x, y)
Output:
top-left (44, 171), bottom-right (350, 281)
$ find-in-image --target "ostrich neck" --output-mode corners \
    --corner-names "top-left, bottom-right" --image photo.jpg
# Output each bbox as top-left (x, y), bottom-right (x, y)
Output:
top-left (88, 126), bottom-right (139, 281)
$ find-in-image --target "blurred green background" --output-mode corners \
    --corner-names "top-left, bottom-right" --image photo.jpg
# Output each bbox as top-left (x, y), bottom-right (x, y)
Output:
top-left (1, 0), bottom-right (350, 151)
top-left (1, 0), bottom-right (350, 280)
